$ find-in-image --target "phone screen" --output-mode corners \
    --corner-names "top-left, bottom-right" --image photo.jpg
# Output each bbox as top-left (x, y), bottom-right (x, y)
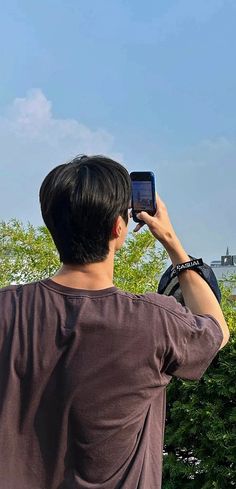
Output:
top-left (131, 181), bottom-right (154, 211)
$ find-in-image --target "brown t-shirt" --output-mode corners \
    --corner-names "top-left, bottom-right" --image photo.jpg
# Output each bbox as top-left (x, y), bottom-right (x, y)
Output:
top-left (0, 279), bottom-right (223, 489)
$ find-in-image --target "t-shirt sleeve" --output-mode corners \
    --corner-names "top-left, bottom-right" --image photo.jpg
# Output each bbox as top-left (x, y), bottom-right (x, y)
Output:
top-left (149, 294), bottom-right (224, 381)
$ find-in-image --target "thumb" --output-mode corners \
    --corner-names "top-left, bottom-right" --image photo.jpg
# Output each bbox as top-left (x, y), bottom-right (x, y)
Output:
top-left (136, 211), bottom-right (154, 226)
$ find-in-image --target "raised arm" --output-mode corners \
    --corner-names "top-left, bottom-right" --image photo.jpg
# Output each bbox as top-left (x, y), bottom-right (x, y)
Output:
top-left (135, 195), bottom-right (230, 349)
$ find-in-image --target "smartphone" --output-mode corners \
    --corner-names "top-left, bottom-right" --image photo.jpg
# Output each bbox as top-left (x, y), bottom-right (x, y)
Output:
top-left (130, 171), bottom-right (156, 223)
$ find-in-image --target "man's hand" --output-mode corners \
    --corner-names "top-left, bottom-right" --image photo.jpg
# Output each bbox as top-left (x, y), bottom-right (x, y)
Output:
top-left (134, 194), bottom-right (229, 349)
top-left (134, 194), bottom-right (178, 247)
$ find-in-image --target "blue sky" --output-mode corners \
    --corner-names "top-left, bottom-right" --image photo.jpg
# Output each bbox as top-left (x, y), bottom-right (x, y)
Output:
top-left (0, 0), bottom-right (235, 264)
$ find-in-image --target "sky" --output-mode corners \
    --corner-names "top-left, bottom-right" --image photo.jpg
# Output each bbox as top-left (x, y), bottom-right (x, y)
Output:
top-left (0, 0), bottom-right (236, 265)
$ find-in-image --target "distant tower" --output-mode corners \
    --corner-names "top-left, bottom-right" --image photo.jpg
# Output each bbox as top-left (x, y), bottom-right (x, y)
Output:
top-left (221, 247), bottom-right (233, 266)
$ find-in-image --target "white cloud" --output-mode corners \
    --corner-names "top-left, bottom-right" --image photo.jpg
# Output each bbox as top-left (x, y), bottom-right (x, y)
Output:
top-left (0, 89), bottom-right (122, 223)
top-left (0, 89), bottom-right (235, 265)
top-left (1, 89), bottom-right (119, 155)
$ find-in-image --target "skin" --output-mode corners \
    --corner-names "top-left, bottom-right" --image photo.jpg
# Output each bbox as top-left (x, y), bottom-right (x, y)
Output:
top-left (51, 215), bottom-right (128, 291)
top-left (51, 195), bottom-right (229, 349)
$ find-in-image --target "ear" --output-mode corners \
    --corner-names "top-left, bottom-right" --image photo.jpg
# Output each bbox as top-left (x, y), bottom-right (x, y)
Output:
top-left (111, 216), bottom-right (122, 239)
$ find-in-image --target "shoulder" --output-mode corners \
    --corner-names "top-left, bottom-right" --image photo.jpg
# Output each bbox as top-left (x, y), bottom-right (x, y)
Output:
top-left (0, 284), bottom-right (22, 295)
top-left (116, 289), bottom-right (177, 308)
top-left (0, 284), bottom-right (22, 310)
top-left (117, 289), bottom-right (187, 317)
top-left (117, 289), bottom-right (203, 330)
top-left (0, 281), bottom-right (39, 300)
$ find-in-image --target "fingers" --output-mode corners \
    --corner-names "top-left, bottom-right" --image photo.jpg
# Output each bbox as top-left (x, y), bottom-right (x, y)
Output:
top-left (132, 194), bottom-right (167, 233)
top-left (133, 222), bottom-right (144, 233)
top-left (136, 211), bottom-right (154, 226)
top-left (133, 211), bottom-right (154, 233)
top-left (133, 210), bottom-right (156, 233)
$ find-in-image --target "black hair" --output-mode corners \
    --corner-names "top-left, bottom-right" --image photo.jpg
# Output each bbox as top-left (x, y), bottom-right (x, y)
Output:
top-left (39, 155), bottom-right (131, 264)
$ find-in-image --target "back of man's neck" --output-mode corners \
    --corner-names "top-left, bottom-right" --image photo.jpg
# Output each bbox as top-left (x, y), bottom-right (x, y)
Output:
top-left (50, 261), bottom-right (114, 290)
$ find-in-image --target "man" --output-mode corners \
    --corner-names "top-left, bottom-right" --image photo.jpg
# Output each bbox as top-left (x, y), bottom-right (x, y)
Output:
top-left (0, 155), bottom-right (229, 489)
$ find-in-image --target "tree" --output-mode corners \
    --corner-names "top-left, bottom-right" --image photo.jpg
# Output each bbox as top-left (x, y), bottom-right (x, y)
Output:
top-left (0, 220), bottom-right (60, 287)
top-left (114, 228), bottom-right (167, 293)
top-left (1, 220), bottom-right (235, 488)
top-left (163, 280), bottom-right (236, 489)
top-left (0, 219), bottom-right (167, 291)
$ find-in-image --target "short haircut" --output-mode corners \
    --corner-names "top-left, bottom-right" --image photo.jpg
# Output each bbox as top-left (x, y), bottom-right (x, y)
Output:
top-left (39, 155), bottom-right (131, 265)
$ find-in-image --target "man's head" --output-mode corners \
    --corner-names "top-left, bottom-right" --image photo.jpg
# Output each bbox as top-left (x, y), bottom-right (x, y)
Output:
top-left (39, 155), bottom-right (131, 265)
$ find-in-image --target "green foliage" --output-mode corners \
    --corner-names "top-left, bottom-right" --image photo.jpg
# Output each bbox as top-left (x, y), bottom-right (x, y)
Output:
top-left (0, 220), bottom-right (167, 292)
top-left (163, 280), bottom-right (236, 489)
top-left (220, 276), bottom-right (236, 331)
top-left (1, 220), bottom-right (236, 488)
top-left (0, 220), bottom-right (60, 286)
top-left (114, 230), bottom-right (167, 293)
